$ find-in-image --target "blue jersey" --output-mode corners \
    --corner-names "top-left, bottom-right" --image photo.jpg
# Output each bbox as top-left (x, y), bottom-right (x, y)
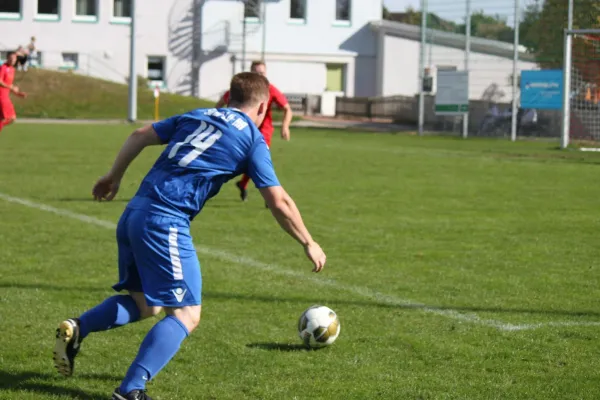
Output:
top-left (126, 108), bottom-right (280, 220)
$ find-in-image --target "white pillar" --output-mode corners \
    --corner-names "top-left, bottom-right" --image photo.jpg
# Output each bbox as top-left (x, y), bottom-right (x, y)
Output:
top-left (463, 0), bottom-right (471, 139)
top-left (127, 0), bottom-right (137, 122)
top-left (418, 0), bottom-right (428, 136)
top-left (510, 0), bottom-right (521, 142)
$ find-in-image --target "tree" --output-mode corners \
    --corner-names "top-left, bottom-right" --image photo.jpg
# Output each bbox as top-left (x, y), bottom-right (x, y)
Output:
top-left (531, 0), bottom-right (600, 69)
top-left (519, 0), bottom-right (542, 54)
top-left (392, 6), bottom-right (517, 43)
top-left (456, 11), bottom-right (514, 43)
top-left (383, 7), bottom-right (457, 33)
top-left (383, 5), bottom-right (391, 20)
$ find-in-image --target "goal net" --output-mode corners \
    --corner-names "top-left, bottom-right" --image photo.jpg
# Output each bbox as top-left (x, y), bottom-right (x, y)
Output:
top-left (563, 30), bottom-right (600, 148)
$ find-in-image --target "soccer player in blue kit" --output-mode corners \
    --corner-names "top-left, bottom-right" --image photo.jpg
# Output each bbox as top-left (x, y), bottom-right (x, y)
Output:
top-left (52, 72), bottom-right (327, 400)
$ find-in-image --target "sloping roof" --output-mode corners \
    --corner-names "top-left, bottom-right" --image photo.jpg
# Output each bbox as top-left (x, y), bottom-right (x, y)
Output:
top-left (370, 20), bottom-right (536, 62)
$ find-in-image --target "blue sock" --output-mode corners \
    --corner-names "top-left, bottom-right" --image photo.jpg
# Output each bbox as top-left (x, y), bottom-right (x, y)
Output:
top-left (120, 316), bottom-right (189, 394)
top-left (78, 295), bottom-right (141, 339)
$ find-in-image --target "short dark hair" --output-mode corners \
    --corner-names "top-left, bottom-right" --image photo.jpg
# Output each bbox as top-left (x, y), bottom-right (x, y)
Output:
top-left (250, 60), bottom-right (266, 70)
top-left (7, 51), bottom-right (16, 57)
top-left (228, 72), bottom-right (270, 107)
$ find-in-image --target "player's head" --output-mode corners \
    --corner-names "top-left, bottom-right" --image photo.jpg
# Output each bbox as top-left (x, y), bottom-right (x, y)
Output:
top-left (228, 72), bottom-right (270, 127)
top-left (250, 60), bottom-right (267, 76)
top-left (5, 51), bottom-right (17, 66)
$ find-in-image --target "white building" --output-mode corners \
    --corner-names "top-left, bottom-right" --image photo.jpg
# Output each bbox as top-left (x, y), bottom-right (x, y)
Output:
top-left (370, 20), bottom-right (539, 102)
top-left (0, 0), bottom-right (381, 100)
top-left (0, 0), bottom-right (538, 103)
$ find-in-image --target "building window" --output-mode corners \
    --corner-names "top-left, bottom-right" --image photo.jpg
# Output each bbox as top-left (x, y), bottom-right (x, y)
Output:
top-left (30, 51), bottom-right (43, 67)
top-left (147, 56), bottom-right (166, 84)
top-left (75, 0), bottom-right (97, 21)
top-left (0, 0), bottom-right (21, 19)
top-left (112, 0), bottom-right (131, 23)
top-left (289, 0), bottom-right (306, 21)
top-left (244, 0), bottom-right (260, 20)
top-left (61, 53), bottom-right (78, 70)
top-left (36, 0), bottom-right (60, 21)
top-left (335, 0), bottom-right (351, 23)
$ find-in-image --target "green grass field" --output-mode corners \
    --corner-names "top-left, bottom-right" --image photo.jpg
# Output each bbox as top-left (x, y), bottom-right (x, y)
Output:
top-left (1, 124), bottom-right (600, 399)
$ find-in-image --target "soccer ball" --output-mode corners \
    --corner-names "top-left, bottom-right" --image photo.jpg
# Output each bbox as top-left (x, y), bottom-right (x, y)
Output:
top-left (297, 305), bottom-right (341, 349)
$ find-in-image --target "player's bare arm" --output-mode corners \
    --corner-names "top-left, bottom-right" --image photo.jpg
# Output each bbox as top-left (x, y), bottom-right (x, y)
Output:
top-left (12, 86), bottom-right (26, 98)
top-left (280, 104), bottom-right (293, 141)
top-left (92, 125), bottom-right (163, 201)
top-left (0, 79), bottom-right (24, 97)
top-left (259, 186), bottom-right (326, 273)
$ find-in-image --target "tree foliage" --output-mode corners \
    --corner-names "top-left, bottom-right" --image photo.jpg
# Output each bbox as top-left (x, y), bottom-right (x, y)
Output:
top-left (530, 0), bottom-right (600, 70)
top-left (382, 0), bottom-right (600, 74)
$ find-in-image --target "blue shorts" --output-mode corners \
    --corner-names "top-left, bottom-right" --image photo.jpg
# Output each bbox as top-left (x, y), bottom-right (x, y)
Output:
top-left (112, 208), bottom-right (201, 307)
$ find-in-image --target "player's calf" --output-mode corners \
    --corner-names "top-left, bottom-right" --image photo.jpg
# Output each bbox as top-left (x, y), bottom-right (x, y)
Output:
top-left (117, 311), bottom-right (197, 397)
top-left (0, 118), bottom-right (15, 133)
top-left (236, 180), bottom-right (248, 202)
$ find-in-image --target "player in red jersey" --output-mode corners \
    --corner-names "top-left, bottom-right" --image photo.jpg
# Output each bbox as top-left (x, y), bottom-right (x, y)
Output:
top-left (216, 60), bottom-right (293, 202)
top-left (0, 51), bottom-right (27, 134)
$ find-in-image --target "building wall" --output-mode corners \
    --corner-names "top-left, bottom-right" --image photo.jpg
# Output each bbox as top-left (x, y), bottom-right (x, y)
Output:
top-left (0, 0), bottom-right (179, 85)
top-left (382, 35), bottom-right (538, 100)
top-left (0, 0), bottom-right (381, 99)
top-left (198, 0), bottom-right (381, 99)
top-left (199, 0), bottom-right (381, 55)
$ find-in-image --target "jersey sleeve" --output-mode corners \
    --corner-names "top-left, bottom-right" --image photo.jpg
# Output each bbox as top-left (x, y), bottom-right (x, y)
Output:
top-left (247, 137), bottom-right (280, 188)
top-left (151, 115), bottom-right (179, 143)
top-left (0, 65), bottom-right (7, 83)
top-left (270, 85), bottom-right (288, 108)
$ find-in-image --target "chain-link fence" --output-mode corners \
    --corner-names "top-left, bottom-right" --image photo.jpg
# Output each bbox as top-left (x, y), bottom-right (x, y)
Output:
top-left (409, 0), bottom-right (599, 142)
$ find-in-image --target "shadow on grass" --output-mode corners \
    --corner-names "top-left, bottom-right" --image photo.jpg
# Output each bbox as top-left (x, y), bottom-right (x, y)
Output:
top-left (204, 200), bottom-right (242, 209)
top-left (57, 196), bottom-right (244, 208)
top-left (57, 197), bottom-right (131, 203)
top-left (0, 282), bottom-right (110, 293)
top-left (246, 342), bottom-right (310, 352)
top-left (2, 284), bottom-right (599, 320)
top-left (0, 370), bottom-right (119, 400)
top-left (204, 291), bottom-right (600, 319)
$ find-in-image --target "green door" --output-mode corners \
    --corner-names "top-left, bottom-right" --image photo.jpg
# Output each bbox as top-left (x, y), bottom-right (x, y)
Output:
top-left (326, 63), bottom-right (344, 92)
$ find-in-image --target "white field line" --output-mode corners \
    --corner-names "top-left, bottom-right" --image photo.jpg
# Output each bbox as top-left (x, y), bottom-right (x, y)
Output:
top-left (0, 192), bottom-right (597, 332)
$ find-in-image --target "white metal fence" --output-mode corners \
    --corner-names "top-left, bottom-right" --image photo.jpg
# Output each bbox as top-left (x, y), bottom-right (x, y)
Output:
top-left (415, 0), bottom-right (582, 143)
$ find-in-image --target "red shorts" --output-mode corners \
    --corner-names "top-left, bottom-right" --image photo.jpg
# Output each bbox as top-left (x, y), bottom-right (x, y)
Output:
top-left (261, 130), bottom-right (273, 147)
top-left (0, 97), bottom-right (16, 120)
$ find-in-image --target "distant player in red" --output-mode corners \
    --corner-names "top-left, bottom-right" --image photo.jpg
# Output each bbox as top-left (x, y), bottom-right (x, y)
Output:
top-left (216, 60), bottom-right (293, 202)
top-left (0, 51), bottom-right (27, 134)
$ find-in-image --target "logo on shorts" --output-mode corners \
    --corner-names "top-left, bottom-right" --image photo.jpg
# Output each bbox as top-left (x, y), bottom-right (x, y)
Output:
top-left (172, 288), bottom-right (187, 303)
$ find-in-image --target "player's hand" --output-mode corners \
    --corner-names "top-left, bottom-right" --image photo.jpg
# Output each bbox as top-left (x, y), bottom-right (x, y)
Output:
top-left (304, 241), bottom-right (326, 273)
top-left (92, 174), bottom-right (120, 201)
top-left (16, 91), bottom-right (27, 98)
top-left (281, 126), bottom-right (291, 141)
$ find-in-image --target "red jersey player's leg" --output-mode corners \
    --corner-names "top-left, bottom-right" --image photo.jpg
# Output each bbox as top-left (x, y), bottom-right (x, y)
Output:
top-left (260, 132), bottom-right (274, 209)
top-left (235, 130), bottom-right (273, 201)
top-left (262, 131), bottom-right (273, 148)
top-left (0, 97), bottom-right (16, 133)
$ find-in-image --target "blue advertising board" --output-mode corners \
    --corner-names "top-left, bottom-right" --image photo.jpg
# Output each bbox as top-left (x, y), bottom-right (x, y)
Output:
top-left (520, 70), bottom-right (563, 110)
